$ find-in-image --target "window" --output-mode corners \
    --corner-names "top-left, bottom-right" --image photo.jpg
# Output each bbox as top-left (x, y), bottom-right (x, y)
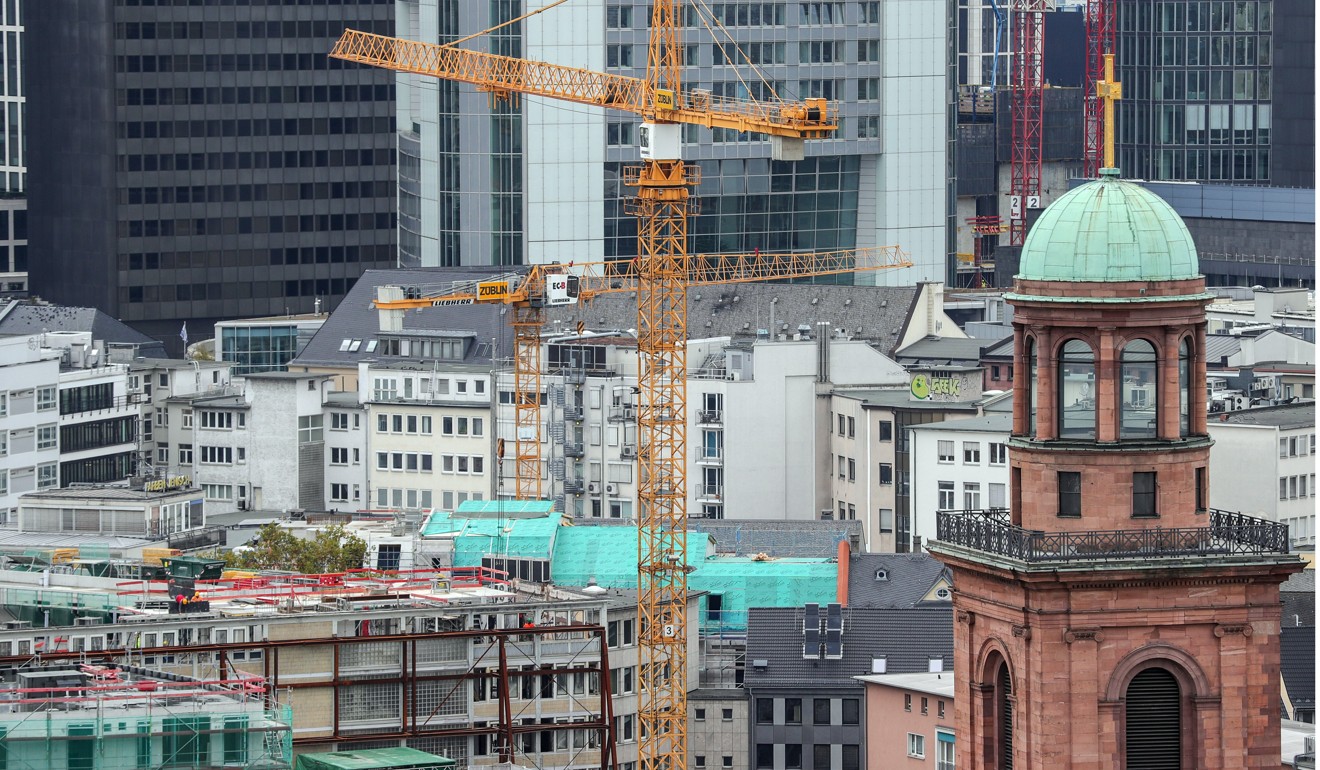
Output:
top-left (694, 708), bottom-right (706, 721)
top-left (847, 416), bottom-right (855, 437)
top-left (200, 446), bottom-right (233, 464)
top-left (1059, 340), bottom-right (1097, 438)
top-left (695, 757), bottom-right (706, 769)
top-left (36, 386), bottom-right (57, 411)
top-left (814, 746), bottom-right (831, 769)
top-left (963, 442), bottom-right (981, 464)
top-left (989, 443), bottom-right (1007, 465)
top-left (298, 415), bottom-right (323, 443)
top-left (879, 509), bottom-right (893, 533)
top-left (878, 420), bottom-right (893, 441)
top-left (937, 700), bottom-right (946, 719)
top-left (936, 734), bottom-right (955, 770)
top-left (937, 440), bottom-right (954, 463)
top-left (813, 698), bottom-right (831, 725)
top-left (1132, 472), bottom-right (1158, 517)
top-left (907, 733), bottom-right (926, 759)
top-left (1058, 471), bottom-right (1082, 517)
top-left (842, 745), bottom-right (860, 770)
top-left (963, 482), bottom-right (981, 510)
top-left (331, 412), bottom-right (350, 430)
top-left (330, 447), bottom-right (348, 465)
top-left (157, 445), bottom-right (170, 464)
top-left (842, 698), bottom-right (859, 724)
top-left (178, 444), bottom-right (193, 464)
top-left (1179, 339), bottom-right (1192, 436)
top-left (755, 745), bottom-right (773, 769)
top-left (756, 698), bottom-right (774, 724)
top-left (928, 657), bottom-right (945, 673)
top-left (921, 696), bottom-right (929, 714)
top-left (37, 463), bottom-right (58, 489)
top-left (1124, 668), bottom-right (1182, 768)
top-left (1026, 337), bottom-right (1038, 435)
top-left (722, 757), bottom-right (733, 769)
top-left (1195, 467), bottom-right (1207, 512)
top-left (1120, 340), bottom-right (1158, 439)
top-left (905, 693), bottom-right (912, 711)
top-left (879, 463), bottom-right (893, 485)
top-left (721, 708), bottom-right (733, 721)
top-left (37, 425), bottom-right (57, 450)
top-left (330, 483), bottom-right (349, 502)
top-left (938, 481), bottom-right (956, 510)
top-left (785, 698), bottom-right (802, 724)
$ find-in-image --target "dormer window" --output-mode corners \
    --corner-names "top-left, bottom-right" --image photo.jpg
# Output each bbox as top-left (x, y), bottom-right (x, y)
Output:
top-left (875, 569), bottom-right (888, 581)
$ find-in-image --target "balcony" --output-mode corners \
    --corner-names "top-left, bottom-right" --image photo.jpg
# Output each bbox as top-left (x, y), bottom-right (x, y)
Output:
top-left (697, 449), bottom-right (723, 466)
top-left (563, 443), bottom-right (585, 458)
top-left (608, 405), bottom-right (636, 422)
top-left (695, 484), bottom-right (724, 503)
top-left (697, 410), bottom-right (723, 425)
top-left (563, 406), bottom-right (584, 421)
top-left (563, 478), bottom-right (585, 495)
top-left (934, 509), bottom-right (1292, 563)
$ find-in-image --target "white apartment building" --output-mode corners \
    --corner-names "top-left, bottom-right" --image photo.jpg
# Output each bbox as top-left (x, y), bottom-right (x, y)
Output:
top-left (909, 413), bottom-right (1013, 551)
top-left (359, 361), bottom-right (494, 513)
top-left (191, 372), bottom-right (331, 514)
top-left (0, 335), bottom-right (59, 525)
top-left (1207, 403), bottom-right (1316, 549)
top-left (323, 392), bottom-right (368, 512)
top-left (129, 358), bottom-right (234, 480)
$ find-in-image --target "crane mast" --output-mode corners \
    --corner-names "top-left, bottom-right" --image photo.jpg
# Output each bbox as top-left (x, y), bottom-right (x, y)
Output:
top-left (334, 10), bottom-right (846, 768)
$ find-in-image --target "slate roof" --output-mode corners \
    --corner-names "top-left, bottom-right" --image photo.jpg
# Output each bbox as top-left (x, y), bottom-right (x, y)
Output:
top-left (290, 267), bottom-right (525, 369)
top-left (1281, 570), bottom-right (1316, 627)
top-left (688, 519), bottom-right (862, 558)
top-left (743, 605), bottom-right (953, 688)
top-left (1280, 626), bottom-right (1315, 710)
top-left (847, 554), bottom-right (951, 609)
top-left (0, 301), bottom-right (166, 357)
top-left (895, 336), bottom-right (989, 365)
top-left (546, 282), bottom-right (921, 358)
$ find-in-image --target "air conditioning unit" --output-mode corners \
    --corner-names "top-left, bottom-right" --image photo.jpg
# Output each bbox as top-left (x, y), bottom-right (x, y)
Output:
top-left (605, 483), bottom-right (618, 495)
top-left (621, 445), bottom-right (637, 458)
top-left (623, 406), bottom-right (637, 419)
top-left (587, 482), bottom-right (601, 494)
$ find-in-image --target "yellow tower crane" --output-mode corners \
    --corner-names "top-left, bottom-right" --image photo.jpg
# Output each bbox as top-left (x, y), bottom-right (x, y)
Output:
top-left (332, 16), bottom-right (889, 768)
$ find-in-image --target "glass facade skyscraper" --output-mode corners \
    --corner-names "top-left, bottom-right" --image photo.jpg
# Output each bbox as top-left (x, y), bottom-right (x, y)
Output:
top-left (397, 0), bottom-right (955, 285)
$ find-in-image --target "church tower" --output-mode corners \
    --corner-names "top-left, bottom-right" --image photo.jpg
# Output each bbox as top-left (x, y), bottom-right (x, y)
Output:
top-left (928, 152), bottom-right (1305, 766)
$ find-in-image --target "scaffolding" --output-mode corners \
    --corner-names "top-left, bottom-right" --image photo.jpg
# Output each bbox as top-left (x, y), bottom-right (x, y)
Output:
top-left (0, 664), bottom-right (293, 770)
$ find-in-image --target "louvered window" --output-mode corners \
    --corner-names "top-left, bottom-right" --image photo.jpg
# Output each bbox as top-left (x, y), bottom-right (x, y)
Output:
top-left (999, 664), bottom-right (1014, 769)
top-left (1125, 668), bottom-right (1181, 769)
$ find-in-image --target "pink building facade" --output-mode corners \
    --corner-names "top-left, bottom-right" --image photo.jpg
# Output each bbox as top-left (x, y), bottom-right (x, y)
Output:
top-left (858, 673), bottom-right (955, 770)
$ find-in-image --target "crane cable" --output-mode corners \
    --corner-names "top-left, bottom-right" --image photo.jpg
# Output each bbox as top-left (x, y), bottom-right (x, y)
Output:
top-left (440, 0), bottom-right (571, 50)
top-left (689, 0), bottom-right (786, 106)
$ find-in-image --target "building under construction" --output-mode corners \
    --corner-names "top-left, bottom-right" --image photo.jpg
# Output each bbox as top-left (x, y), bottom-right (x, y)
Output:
top-left (0, 663), bottom-right (292, 770)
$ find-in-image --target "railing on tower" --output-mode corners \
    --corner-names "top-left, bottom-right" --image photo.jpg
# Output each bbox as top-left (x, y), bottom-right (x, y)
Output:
top-left (935, 508), bottom-right (1291, 562)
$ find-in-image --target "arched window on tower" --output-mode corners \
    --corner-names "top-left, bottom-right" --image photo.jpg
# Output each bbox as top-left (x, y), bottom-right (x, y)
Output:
top-left (1026, 337), bottom-right (1038, 436)
top-left (1124, 667), bottom-right (1182, 769)
top-left (1179, 338), bottom-right (1192, 437)
top-left (1120, 339), bottom-right (1158, 439)
top-left (997, 662), bottom-right (1014, 769)
top-left (1058, 340), bottom-right (1096, 439)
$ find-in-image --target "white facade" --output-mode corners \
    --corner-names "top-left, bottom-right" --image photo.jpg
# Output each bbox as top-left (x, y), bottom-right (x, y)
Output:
top-left (1207, 414), bottom-right (1316, 549)
top-left (323, 395), bottom-right (368, 512)
top-left (129, 359), bottom-right (234, 481)
top-left (192, 373), bottom-right (330, 514)
top-left (0, 335), bottom-right (60, 525)
top-left (359, 362), bottom-right (494, 513)
top-left (719, 338), bottom-right (910, 523)
top-left (909, 414), bottom-right (1012, 551)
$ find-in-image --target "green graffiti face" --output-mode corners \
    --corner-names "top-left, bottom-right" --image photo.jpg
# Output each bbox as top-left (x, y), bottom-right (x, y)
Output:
top-left (911, 374), bottom-right (930, 400)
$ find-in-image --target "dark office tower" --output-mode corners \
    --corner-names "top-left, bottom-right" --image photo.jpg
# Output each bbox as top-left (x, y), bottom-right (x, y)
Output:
top-left (1113, 0), bottom-right (1313, 187)
top-left (26, 1), bottom-right (398, 349)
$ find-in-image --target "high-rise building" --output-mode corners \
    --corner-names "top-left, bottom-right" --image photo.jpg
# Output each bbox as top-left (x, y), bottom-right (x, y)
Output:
top-left (1114, 0), bottom-right (1312, 187)
top-left (0, 0), bottom-right (25, 295)
top-left (929, 169), bottom-right (1304, 767)
top-left (395, 0), bottom-right (954, 284)
top-left (26, 1), bottom-right (399, 349)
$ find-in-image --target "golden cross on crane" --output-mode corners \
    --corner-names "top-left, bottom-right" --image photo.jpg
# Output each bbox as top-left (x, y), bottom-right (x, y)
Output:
top-left (1096, 53), bottom-right (1123, 173)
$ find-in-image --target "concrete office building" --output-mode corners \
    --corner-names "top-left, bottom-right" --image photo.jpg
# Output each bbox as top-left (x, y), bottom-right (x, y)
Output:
top-left (26, 1), bottom-right (399, 349)
top-left (396, 0), bottom-right (954, 284)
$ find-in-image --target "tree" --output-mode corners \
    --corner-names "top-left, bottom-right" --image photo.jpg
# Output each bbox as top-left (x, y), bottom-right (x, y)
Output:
top-left (224, 523), bottom-right (368, 574)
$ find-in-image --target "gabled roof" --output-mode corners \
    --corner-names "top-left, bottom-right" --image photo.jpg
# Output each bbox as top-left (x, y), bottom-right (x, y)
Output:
top-left (0, 301), bottom-right (166, 357)
top-left (1280, 626), bottom-right (1315, 710)
top-left (743, 605), bottom-right (953, 688)
top-left (290, 267), bottom-right (523, 369)
top-left (979, 335), bottom-right (1015, 359)
top-left (847, 554), bottom-right (952, 609)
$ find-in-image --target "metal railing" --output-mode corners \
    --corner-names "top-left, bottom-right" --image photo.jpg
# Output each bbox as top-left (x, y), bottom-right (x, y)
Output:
top-left (934, 508), bottom-right (1291, 562)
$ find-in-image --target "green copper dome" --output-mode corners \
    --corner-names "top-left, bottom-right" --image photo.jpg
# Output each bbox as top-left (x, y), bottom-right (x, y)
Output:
top-left (1017, 169), bottom-right (1200, 283)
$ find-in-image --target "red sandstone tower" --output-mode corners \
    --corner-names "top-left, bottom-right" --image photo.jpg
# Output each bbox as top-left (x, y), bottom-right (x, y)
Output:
top-left (928, 168), bottom-right (1305, 769)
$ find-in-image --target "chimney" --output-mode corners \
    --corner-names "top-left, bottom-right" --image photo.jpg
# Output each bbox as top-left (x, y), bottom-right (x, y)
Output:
top-left (836, 538), bottom-right (849, 606)
top-left (816, 321), bottom-right (831, 383)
